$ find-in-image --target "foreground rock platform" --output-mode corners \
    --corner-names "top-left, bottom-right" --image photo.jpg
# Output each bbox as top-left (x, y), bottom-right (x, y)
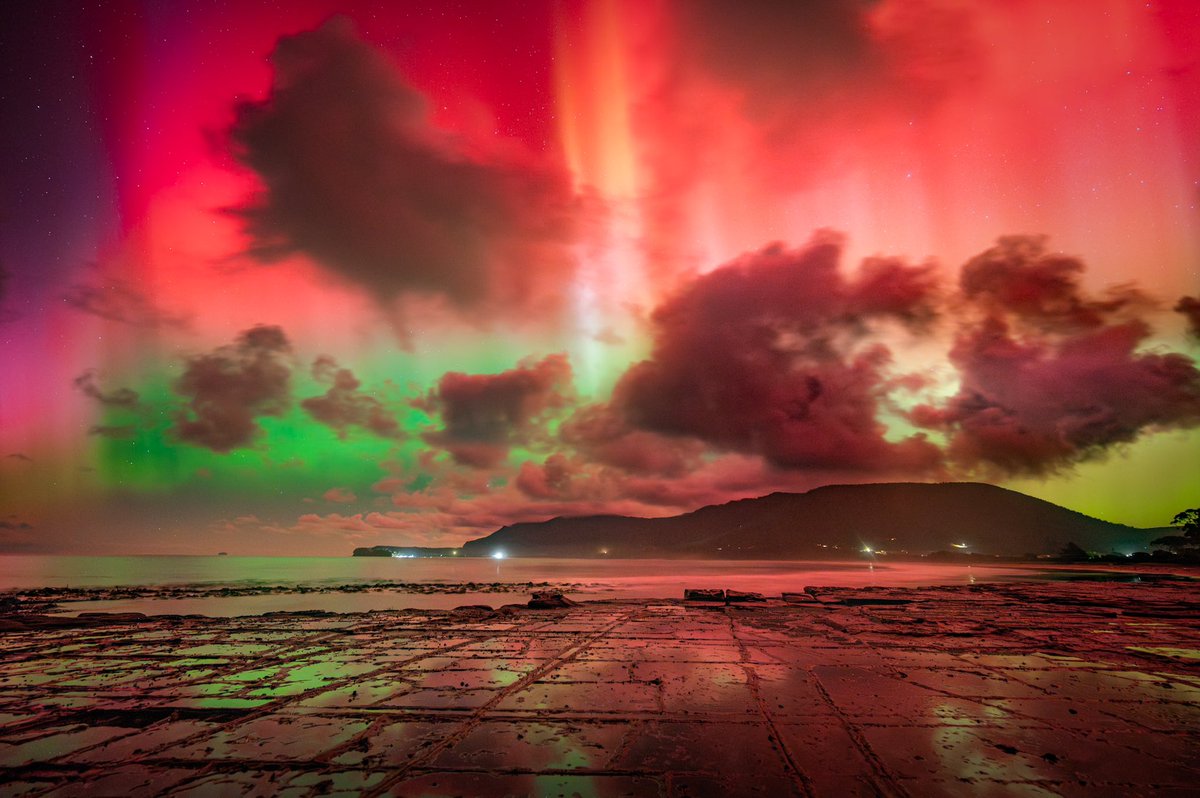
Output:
top-left (1, 580), bottom-right (1198, 797)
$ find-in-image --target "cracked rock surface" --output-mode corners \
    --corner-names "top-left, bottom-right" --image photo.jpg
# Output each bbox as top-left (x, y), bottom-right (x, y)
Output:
top-left (0, 580), bottom-right (1198, 796)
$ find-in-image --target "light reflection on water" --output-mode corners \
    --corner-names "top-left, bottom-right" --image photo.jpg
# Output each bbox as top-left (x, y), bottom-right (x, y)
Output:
top-left (0, 555), bottom-right (1098, 616)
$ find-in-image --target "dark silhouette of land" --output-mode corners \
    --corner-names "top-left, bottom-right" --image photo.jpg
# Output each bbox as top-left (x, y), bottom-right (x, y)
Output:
top-left (353, 546), bottom-right (461, 558)
top-left (457, 482), bottom-right (1157, 559)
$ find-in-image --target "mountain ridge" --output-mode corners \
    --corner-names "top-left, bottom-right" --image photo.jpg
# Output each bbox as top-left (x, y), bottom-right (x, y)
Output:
top-left (458, 482), bottom-right (1156, 558)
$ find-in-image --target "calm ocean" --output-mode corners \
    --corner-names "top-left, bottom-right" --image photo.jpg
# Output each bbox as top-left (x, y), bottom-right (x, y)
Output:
top-left (0, 555), bottom-right (1057, 616)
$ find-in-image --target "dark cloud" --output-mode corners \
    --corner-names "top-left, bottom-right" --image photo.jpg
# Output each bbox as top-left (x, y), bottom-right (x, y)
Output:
top-left (960, 236), bottom-right (1149, 332)
top-left (912, 238), bottom-right (1200, 475)
top-left (419, 354), bottom-right (573, 468)
top-left (559, 404), bottom-right (702, 477)
top-left (670, 0), bottom-right (981, 127)
top-left (73, 370), bottom-right (140, 408)
top-left (5, 453), bottom-right (33, 462)
top-left (678, 0), bottom-right (878, 96)
top-left (62, 280), bottom-right (190, 329)
top-left (172, 325), bottom-right (292, 453)
top-left (301, 356), bottom-right (400, 440)
top-left (1176, 296), bottom-right (1200, 339)
top-left (228, 18), bottom-right (580, 318)
top-left (0, 520), bottom-right (33, 530)
top-left (613, 233), bottom-right (943, 472)
top-left (514, 454), bottom-right (576, 500)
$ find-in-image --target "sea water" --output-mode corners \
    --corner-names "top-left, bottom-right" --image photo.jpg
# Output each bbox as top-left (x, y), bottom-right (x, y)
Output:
top-left (0, 555), bottom-right (1064, 616)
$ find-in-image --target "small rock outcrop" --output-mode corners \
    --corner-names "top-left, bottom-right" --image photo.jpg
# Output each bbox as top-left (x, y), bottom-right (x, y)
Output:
top-left (684, 588), bottom-right (725, 602)
top-left (725, 590), bottom-right (766, 603)
top-left (527, 591), bottom-right (576, 609)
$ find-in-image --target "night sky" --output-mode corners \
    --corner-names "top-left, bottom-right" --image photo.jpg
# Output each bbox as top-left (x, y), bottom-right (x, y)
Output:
top-left (1, 1), bottom-right (1198, 555)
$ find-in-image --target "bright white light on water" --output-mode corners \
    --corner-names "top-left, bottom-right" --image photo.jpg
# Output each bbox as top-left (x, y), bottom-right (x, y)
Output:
top-left (492, 551), bottom-right (506, 560)
top-left (951, 542), bottom-right (968, 549)
top-left (862, 545), bottom-right (873, 554)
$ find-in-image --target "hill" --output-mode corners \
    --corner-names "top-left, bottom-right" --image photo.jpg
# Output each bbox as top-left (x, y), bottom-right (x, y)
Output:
top-left (459, 482), bottom-right (1154, 559)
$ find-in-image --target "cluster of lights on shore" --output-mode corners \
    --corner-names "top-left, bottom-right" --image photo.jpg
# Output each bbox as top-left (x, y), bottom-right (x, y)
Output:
top-left (477, 544), bottom-right (974, 556)
top-left (861, 542), bottom-right (970, 555)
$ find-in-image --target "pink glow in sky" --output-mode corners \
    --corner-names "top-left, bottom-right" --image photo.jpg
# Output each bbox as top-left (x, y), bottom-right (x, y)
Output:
top-left (1, 1), bottom-right (1198, 554)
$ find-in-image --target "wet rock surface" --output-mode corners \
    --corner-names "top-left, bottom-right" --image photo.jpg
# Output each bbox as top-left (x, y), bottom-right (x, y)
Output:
top-left (0, 581), bottom-right (1196, 796)
top-left (527, 591), bottom-right (577, 610)
top-left (2, 580), bottom-right (596, 611)
top-left (724, 590), bottom-right (766, 603)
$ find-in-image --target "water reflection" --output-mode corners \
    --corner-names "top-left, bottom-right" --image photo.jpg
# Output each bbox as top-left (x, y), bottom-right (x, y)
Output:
top-left (1, 555), bottom-right (1147, 617)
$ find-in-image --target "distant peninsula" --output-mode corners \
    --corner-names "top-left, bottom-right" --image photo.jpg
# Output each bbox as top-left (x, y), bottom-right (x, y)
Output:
top-left (352, 546), bottom-right (462, 558)
top-left (357, 482), bottom-right (1162, 559)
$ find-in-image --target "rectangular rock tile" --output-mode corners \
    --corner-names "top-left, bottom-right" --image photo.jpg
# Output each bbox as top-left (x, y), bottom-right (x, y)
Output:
top-left (296, 677), bottom-right (413, 709)
top-left (614, 719), bottom-right (792, 779)
top-left (329, 719), bottom-right (454, 767)
top-left (63, 719), bottom-right (218, 762)
top-left (40, 766), bottom-right (199, 797)
top-left (0, 724), bottom-right (136, 767)
top-left (813, 665), bottom-right (949, 720)
top-left (497, 681), bottom-right (660, 714)
top-left (751, 664), bottom-right (836, 717)
top-left (777, 721), bottom-right (876, 789)
top-left (387, 772), bottom-right (665, 797)
top-left (670, 774), bottom-right (802, 797)
top-left (862, 725), bottom-right (1061, 783)
top-left (160, 715), bottom-right (371, 762)
top-left (647, 662), bottom-right (759, 715)
top-left (381, 687), bottom-right (499, 710)
top-left (432, 720), bottom-right (626, 771)
top-left (982, 698), bottom-right (1140, 730)
top-left (901, 668), bottom-right (1053, 700)
top-left (404, 668), bottom-right (525, 690)
top-left (542, 661), bottom-right (633, 683)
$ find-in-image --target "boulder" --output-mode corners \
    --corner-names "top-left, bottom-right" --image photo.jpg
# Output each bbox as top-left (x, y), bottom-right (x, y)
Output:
top-left (527, 591), bottom-right (576, 609)
top-left (781, 592), bottom-right (817, 603)
top-left (684, 588), bottom-right (725, 602)
top-left (726, 590), bottom-right (766, 603)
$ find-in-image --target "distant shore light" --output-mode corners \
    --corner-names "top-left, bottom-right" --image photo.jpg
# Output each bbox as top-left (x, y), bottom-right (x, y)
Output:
top-left (492, 551), bottom-right (506, 560)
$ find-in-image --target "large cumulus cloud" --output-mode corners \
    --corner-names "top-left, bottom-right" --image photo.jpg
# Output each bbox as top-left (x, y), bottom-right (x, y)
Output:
top-left (612, 233), bottom-right (943, 472)
top-left (958, 235), bottom-right (1149, 332)
top-left (228, 18), bottom-right (580, 320)
top-left (418, 354), bottom-right (573, 468)
top-left (301, 356), bottom-right (400, 440)
top-left (173, 325), bottom-right (292, 452)
top-left (913, 237), bottom-right (1200, 474)
top-left (559, 403), bottom-right (704, 478)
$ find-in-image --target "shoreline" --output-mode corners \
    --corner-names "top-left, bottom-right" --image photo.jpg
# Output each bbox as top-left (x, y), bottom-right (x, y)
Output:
top-left (1, 580), bottom-right (1198, 795)
top-left (1, 560), bottom-right (1195, 622)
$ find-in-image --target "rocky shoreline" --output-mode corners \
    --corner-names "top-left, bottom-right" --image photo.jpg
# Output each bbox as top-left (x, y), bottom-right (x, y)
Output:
top-left (0, 579), bottom-right (1197, 795)
top-left (0, 580), bottom-right (599, 617)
